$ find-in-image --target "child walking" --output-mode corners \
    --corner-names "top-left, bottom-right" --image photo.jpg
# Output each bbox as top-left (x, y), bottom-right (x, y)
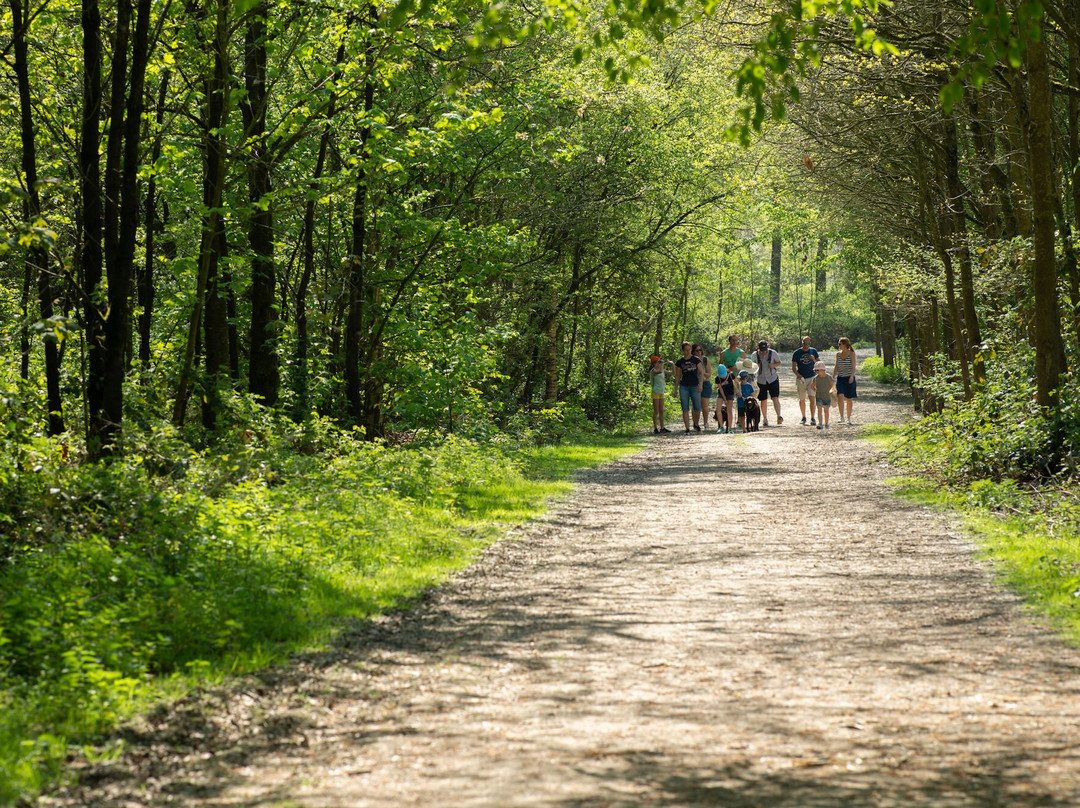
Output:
top-left (715, 364), bottom-right (734, 433)
top-left (650, 355), bottom-right (673, 434)
top-left (810, 361), bottom-right (834, 430)
top-left (735, 369), bottom-right (755, 432)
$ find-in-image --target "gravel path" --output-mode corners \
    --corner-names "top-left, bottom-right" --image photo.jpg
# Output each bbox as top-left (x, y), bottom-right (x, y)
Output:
top-left (51, 359), bottom-right (1080, 807)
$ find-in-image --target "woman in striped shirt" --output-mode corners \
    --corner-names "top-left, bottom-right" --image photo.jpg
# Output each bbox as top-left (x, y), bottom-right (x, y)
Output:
top-left (833, 336), bottom-right (858, 424)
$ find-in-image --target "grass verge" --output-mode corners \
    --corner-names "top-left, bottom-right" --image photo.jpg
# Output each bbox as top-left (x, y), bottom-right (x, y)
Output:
top-left (0, 430), bottom-right (643, 804)
top-left (867, 424), bottom-right (1080, 648)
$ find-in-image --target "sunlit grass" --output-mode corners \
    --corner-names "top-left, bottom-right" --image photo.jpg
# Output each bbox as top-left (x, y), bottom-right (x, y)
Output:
top-left (886, 475), bottom-right (1080, 646)
top-left (858, 423), bottom-right (903, 448)
top-left (0, 432), bottom-right (642, 802)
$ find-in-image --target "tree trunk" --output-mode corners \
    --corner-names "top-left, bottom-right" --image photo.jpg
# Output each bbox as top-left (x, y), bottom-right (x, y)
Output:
top-left (563, 245), bottom-right (583, 392)
top-left (98, 0), bottom-right (132, 450)
top-left (293, 38), bottom-right (345, 420)
top-left (906, 311), bottom-right (920, 411)
top-left (244, 1), bottom-right (279, 406)
top-left (967, 93), bottom-right (1004, 240)
top-left (1004, 70), bottom-right (1035, 239)
top-left (1067, 33), bottom-right (1080, 342)
top-left (346, 3), bottom-right (378, 432)
top-left (363, 248), bottom-right (385, 438)
top-left (943, 118), bottom-right (985, 385)
top-left (770, 232), bottom-right (781, 306)
top-left (94, 0), bottom-right (151, 451)
top-left (917, 147), bottom-right (971, 398)
top-left (11, 0), bottom-right (65, 435)
top-left (814, 235), bottom-right (827, 295)
top-left (1070, 31), bottom-right (1080, 239)
top-left (81, 0), bottom-right (106, 454)
top-left (543, 313), bottom-right (559, 404)
top-left (653, 296), bottom-right (664, 357)
top-left (1027, 30), bottom-right (1066, 407)
top-left (19, 263), bottom-right (31, 380)
top-left (677, 265), bottom-right (689, 339)
top-left (882, 308), bottom-right (896, 367)
top-left (296, 123), bottom-right (334, 420)
top-left (202, 216), bottom-right (229, 430)
top-left (138, 69), bottom-right (169, 368)
top-left (173, 0), bottom-right (229, 426)
top-left (714, 274), bottom-right (723, 345)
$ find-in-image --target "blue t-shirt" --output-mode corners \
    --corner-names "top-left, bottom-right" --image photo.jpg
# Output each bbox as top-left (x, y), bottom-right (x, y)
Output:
top-left (739, 381), bottom-right (754, 399)
top-left (792, 347), bottom-right (819, 378)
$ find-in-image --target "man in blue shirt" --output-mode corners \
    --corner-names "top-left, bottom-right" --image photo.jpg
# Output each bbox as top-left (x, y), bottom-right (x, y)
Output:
top-left (791, 335), bottom-right (820, 425)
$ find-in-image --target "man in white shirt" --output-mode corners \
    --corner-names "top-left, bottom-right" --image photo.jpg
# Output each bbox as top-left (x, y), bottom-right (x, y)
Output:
top-left (754, 339), bottom-right (784, 427)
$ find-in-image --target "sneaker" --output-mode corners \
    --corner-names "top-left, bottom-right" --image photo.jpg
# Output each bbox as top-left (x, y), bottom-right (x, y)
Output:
top-left (800, 417), bottom-right (807, 425)
top-left (654, 428), bottom-right (660, 434)
top-left (817, 424), bottom-right (823, 430)
top-left (762, 418), bottom-right (769, 427)
top-left (660, 427), bottom-right (671, 433)
top-left (694, 424), bottom-right (701, 432)
top-left (825, 423), bottom-right (830, 429)
top-left (847, 418), bottom-right (855, 425)
top-left (776, 416), bottom-right (784, 425)
top-left (685, 428), bottom-right (691, 435)
top-left (810, 418), bottom-right (816, 425)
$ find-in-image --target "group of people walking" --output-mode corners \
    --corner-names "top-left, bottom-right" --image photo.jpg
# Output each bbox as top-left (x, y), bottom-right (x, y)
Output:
top-left (650, 334), bottom-right (860, 435)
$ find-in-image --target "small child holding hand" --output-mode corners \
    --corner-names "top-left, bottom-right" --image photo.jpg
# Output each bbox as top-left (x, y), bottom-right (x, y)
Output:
top-left (810, 361), bottom-right (834, 430)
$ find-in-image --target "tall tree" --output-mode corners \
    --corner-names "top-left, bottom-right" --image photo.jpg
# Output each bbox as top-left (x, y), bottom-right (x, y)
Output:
top-left (770, 232), bottom-right (781, 306)
top-left (9, 0), bottom-right (64, 435)
top-left (242, 0), bottom-right (279, 406)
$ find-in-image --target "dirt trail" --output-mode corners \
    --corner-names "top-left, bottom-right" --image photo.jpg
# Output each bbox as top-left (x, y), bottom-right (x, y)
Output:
top-left (51, 362), bottom-right (1080, 807)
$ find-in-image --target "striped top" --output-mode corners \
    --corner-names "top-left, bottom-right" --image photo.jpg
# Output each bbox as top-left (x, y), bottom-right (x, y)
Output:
top-left (835, 353), bottom-right (855, 378)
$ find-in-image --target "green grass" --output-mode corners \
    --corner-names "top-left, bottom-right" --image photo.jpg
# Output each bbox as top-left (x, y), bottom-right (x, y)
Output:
top-left (867, 422), bottom-right (1080, 646)
top-left (857, 423), bottom-right (903, 448)
top-left (886, 475), bottom-right (1080, 646)
top-left (0, 431), bottom-right (642, 804)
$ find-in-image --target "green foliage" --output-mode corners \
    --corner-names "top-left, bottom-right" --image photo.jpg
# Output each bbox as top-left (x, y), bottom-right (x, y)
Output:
top-left (889, 475), bottom-right (1080, 647)
top-left (0, 398), bottom-right (640, 802)
top-left (888, 346), bottom-right (1080, 484)
top-left (861, 355), bottom-right (906, 384)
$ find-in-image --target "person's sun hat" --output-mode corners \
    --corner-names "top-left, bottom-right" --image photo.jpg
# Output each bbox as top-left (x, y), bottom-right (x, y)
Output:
top-left (741, 357), bottom-right (754, 370)
top-left (814, 361), bottom-right (825, 371)
top-left (650, 355), bottom-right (661, 364)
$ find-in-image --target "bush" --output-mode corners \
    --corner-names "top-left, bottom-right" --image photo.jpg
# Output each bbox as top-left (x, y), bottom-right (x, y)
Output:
top-left (888, 347), bottom-right (1069, 483)
top-left (0, 403), bottom-right (578, 800)
top-left (862, 355), bottom-right (907, 384)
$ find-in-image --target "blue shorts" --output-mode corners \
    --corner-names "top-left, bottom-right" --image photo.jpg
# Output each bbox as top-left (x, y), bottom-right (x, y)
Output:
top-left (737, 399), bottom-right (747, 414)
top-left (679, 385), bottom-right (702, 412)
top-left (816, 397), bottom-right (831, 408)
top-left (836, 377), bottom-right (857, 398)
top-left (701, 381), bottom-right (713, 399)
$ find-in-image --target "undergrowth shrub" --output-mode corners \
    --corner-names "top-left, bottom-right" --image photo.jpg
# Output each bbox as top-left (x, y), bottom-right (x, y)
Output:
top-left (861, 355), bottom-right (907, 384)
top-left (0, 396), bottom-right (636, 801)
top-left (889, 346), bottom-right (1080, 483)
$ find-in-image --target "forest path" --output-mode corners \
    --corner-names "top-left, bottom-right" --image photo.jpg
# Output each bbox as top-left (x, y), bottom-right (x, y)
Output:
top-left (54, 362), bottom-right (1080, 807)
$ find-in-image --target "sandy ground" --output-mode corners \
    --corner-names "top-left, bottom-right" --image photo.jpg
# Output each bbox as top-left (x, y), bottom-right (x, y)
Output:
top-left (47, 357), bottom-right (1080, 807)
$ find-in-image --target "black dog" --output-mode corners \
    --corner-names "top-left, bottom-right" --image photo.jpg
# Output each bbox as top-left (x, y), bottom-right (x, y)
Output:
top-left (744, 396), bottom-right (761, 432)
